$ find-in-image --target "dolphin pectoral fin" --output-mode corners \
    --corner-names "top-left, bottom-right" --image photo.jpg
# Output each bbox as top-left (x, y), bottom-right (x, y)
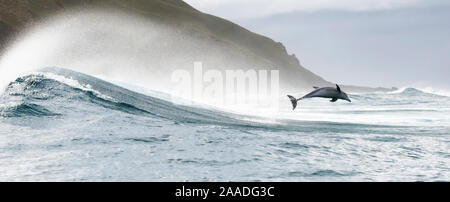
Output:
top-left (330, 98), bottom-right (338, 102)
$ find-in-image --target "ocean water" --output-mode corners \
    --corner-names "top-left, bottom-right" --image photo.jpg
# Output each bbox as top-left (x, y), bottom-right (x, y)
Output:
top-left (0, 67), bottom-right (448, 181)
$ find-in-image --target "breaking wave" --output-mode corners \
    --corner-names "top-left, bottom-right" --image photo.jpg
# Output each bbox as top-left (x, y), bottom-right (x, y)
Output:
top-left (0, 67), bottom-right (449, 181)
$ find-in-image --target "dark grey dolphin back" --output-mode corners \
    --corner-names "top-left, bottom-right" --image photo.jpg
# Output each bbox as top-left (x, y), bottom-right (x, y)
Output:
top-left (302, 87), bottom-right (339, 99)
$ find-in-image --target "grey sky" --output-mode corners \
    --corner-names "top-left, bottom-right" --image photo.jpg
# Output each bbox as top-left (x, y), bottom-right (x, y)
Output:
top-left (185, 0), bottom-right (450, 89)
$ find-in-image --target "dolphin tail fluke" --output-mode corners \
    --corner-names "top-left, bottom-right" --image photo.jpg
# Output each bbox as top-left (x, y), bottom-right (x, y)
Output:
top-left (287, 95), bottom-right (299, 110)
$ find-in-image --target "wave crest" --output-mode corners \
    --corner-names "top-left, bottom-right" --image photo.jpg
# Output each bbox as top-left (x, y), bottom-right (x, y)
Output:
top-left (387, 87), bottom-right (450, 98)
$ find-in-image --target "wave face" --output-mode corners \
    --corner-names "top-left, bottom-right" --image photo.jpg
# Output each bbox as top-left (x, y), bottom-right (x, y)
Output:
top-left (0, 68), bottom-right (449, 181)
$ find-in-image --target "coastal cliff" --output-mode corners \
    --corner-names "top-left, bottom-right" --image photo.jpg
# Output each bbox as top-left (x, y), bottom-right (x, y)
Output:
top-left (0, 0), bottom-right (394, 92)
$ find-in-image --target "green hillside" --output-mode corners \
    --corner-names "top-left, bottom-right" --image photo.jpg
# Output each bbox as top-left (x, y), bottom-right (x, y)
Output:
top-left (0, 0), bottom-right (393, 92)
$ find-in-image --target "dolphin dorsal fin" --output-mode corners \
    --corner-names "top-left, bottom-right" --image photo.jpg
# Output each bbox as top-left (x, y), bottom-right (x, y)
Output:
top-left (336, 84), bottom-right (341, 92)
top-left (313, 86), bottom-right (319, 89)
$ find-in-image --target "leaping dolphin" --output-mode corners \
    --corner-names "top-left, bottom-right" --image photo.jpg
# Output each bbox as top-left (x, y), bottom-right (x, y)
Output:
top-left (287, 84), bottom-right (351, 110)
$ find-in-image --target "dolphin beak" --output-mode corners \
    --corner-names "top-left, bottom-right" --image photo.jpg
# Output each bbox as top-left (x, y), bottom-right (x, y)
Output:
top-left (347, 98), bottom-right (352, 102)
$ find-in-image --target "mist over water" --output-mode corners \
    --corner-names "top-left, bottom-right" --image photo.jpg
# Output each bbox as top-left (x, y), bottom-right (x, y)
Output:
top-left (0, 9), bottom-right (449, 182)
top-left (0, 9), bottom-right (271, 96)
top-left (0, 10), bottom-right (175, 92)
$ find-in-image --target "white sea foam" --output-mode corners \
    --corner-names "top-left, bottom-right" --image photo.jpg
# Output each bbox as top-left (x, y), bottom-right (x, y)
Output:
top-left (32, 72), bottom-right (115, 102)
top-left (416, 87), bottom-right (450, 97)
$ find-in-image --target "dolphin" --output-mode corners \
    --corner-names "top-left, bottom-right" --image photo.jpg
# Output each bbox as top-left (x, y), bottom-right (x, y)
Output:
top-left (287, 84), bottom-right (351, 110)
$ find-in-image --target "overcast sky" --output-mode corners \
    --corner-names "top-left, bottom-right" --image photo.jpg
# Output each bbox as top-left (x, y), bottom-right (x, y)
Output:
top-left (185, 0), bottom-right (450, 89)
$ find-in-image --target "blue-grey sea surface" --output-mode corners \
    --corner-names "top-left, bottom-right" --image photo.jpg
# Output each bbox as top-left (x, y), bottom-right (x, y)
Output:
top-left (0, 68), bottom-right (448, 181)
